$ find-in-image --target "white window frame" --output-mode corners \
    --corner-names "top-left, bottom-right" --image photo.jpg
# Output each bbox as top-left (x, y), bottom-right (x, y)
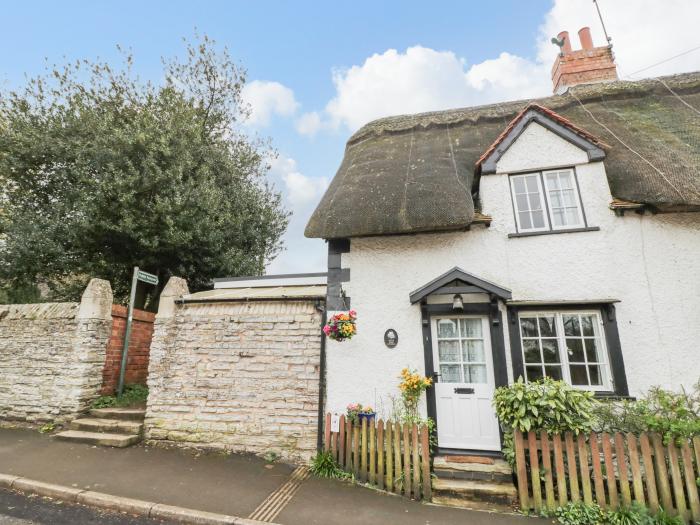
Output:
top-left (509, 173), bottom-right (550, 233)
top-left (517, 310), bottom-right (613, 392)
top-left (542, 168), bottom-right (586, 230)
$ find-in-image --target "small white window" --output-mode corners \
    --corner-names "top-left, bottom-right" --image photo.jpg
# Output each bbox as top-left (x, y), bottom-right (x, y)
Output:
top-left (509, 174), bottom-right (549, 232)
top-left (543, 169), bottom-right (585, 229)
top-left (518, 311), bottom-right (612, 391)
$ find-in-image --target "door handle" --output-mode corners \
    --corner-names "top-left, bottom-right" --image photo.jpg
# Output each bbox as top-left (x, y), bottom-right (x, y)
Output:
top-left (454, 387), bottom-right (475, 394)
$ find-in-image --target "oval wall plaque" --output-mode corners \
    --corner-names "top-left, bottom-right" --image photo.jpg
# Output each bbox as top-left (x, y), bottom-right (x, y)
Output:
top-left (384, 329), bottom-right (398, 348)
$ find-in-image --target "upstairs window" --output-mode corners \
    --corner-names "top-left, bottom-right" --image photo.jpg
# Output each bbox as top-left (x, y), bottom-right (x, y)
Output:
top-left (509, 168), bottom-right (586, 234)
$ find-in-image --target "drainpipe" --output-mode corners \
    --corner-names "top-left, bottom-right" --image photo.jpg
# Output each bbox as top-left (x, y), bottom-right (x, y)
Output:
top-left (315, 300), bottom-right (327, 453)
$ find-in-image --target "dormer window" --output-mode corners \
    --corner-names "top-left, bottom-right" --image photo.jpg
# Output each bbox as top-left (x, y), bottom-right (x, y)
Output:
top-left (509, 168), bottom-right (590, 235)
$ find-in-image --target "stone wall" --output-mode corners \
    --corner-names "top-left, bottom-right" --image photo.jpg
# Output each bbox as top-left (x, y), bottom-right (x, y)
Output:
top-left (0, 279), bottom-right (113, 423)
top-left (145, 277), bottom-right (322, 462)
top-left (101, 305), bottom-right (155, 395)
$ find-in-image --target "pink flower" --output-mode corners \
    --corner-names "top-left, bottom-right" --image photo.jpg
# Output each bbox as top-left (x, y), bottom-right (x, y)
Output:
top-left (323, 325), bottom-right (331, 335)
top-left (349, 309), bottom-right (357, 318)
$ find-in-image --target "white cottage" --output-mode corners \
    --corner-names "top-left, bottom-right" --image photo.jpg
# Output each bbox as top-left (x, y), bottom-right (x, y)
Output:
top-left (305, 31), bottom-right (700, 458)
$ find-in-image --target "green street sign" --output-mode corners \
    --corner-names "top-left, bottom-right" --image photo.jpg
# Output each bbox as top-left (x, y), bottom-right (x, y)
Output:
top-left (137, 270), bottom-right (159, 286)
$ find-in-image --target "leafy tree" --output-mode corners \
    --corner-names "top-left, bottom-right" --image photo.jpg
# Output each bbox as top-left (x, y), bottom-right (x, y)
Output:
top-left (0, 35), bottom-right (289, 305)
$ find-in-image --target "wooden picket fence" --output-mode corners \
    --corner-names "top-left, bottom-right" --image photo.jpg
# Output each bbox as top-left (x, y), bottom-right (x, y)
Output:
top-left (514, 430), bottom-right (700, 523)
top-left (323, 413), bottom-right (432, 500)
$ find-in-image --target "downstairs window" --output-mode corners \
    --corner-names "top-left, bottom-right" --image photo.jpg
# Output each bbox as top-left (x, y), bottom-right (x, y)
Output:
top-left (518, 311), bottom-right (612, 391)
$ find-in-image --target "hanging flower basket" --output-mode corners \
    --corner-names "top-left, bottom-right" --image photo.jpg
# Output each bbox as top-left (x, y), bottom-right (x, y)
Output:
top-left (323, 310), bottom-right (357, 342)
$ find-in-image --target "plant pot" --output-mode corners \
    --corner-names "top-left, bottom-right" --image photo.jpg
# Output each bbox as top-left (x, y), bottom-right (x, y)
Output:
top-left (358, 413), bottom-right (376, 424)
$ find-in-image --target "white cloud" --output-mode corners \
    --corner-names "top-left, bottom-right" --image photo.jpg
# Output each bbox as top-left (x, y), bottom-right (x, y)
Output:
top-left (265, 155), bottom-right (328, 274)
top-left (311, 0), bottom-right (700, 133)
top-left (295, 111), bottom-right (323, 136)
top-left (269, 155), bottom-right (328, 209)
top-left (242, 80), bottom-right (299, 127)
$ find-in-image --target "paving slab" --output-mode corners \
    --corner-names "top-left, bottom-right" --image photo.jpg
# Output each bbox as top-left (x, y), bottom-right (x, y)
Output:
top-left (0, 428), bottom-right (549, 525)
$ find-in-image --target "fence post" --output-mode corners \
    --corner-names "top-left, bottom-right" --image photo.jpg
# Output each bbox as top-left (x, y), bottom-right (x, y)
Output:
top-left (639, 433), bottom-right (659, 513)
top-left (528, 432), bottom-right (542, 511)
top-left (667, 442), bottom-right (688, 521)
top-left (626, 434), bottom-right (645, 506)
top-left (385, 423), bottom-right (393, 491)
top-left (421, 424), bottom-right (431, 501)
top-left (552, 434), bottom-right (567, 507)
top-left (393, 422), bottom-right (402, 492)
top-left (590, 432), bottom-right (607, 508)
top-left (338, 415), bottom-right (346, 466)
top-left (376, 420), bottom-right (384, 490)
top-left (403, 424), bottom-right (411, 497)
top-left (681, 441), bottom-right (700, 523)
top-left (601, 433), bottom-right (618, 508)
top-left (578, 433), bottom-right (593, 505)
top-left (369, 420), bottom-right (376, 485)
top-left (565, 432), bottom-right (580, 503)
top-left (540, 431), bottom-right (556, 511)
top-left (360, 418), bottom-right (368, 482)
top-left (652, 433), bottom-right (673, 513)
top-left (513, 430), bottom-right (530, 511)
top-left (324, 413), bottom-right (331, 452)
top-left (412, 424), bottom-right (420, 500)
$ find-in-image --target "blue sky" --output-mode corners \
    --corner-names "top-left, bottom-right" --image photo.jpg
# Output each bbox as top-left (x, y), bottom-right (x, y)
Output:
top-left (2, 1), bottom-right (698, 276)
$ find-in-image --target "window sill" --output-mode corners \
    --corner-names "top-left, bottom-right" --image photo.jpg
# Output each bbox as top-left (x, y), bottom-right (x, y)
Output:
top-left (508, 226), bottom-right (600, 238)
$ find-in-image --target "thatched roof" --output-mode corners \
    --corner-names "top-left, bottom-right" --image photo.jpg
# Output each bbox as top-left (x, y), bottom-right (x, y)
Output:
top-left (305, 72), bottom-right (700, 239)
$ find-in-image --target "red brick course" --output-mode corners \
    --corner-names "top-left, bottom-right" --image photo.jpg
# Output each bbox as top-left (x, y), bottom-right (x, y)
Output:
top-left (100, 305), bottom-right (155, 395)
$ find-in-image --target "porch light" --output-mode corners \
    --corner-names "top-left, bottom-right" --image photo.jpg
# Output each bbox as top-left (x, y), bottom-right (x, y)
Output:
top-left (452, 294), bottom-right (464, 311)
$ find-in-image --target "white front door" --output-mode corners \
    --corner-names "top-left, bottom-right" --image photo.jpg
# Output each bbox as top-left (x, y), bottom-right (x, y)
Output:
top-left (431, 316), bottom-right (501, 451)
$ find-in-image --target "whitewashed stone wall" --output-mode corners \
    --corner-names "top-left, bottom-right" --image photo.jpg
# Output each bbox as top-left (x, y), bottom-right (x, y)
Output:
top-left (0, 279), bottom-right (113, 423)
top-left (146, 277), bottom-right (322, 462)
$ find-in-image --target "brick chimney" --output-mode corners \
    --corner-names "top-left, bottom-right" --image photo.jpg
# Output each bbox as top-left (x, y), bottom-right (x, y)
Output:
top-left (551, 27), bottom-right (618, 93)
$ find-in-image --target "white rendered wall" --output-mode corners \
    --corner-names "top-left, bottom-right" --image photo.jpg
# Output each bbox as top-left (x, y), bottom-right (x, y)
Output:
top-left (324, 122), bottom-right (700, 419)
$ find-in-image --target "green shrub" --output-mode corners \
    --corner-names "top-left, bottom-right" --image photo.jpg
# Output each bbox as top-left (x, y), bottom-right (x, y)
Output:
top-left (555, 502), bottom-right (604, 525)
top-left (91, 384), bottom-right (149, 409)
top-left (592, 381), bottom-right (700, 445)
top-left (604, 505), bottom-right (651, 525)
top-left (494, 377), bottom-right (596, 435)
top-left (309, 451), bottom-right (350, 479)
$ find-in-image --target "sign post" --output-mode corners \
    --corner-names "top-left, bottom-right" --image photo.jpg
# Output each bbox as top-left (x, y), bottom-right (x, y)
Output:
top-left (117, 267), bottom-right (159, 396)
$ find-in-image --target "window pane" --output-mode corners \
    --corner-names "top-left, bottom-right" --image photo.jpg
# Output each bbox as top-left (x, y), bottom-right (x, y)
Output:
top-left (462, 340), bottom-right (484, 362)
top-left (552, 208), bottom-right (565, 227)
top-left (550, 190), bottom-right (562, 208)
top-left (561, 189), bottom-right (576, 206)
top-left (542, 339), bottom-right (560, 363)
top-left (588, 365), bottom-right (602, 386)
top-left (438, 340), bottom-right (460, 362)
top-left (523, 340), bottom-right (541, 363)
top-left (437, 319), bottom-right (457, 338)
top-left (567, 339), bottom-right (585, 362)
top-left (545, 365), bottom-right (563, 381)
top-left (563, 315), bottom-right (581, 336)
top-left (546, 173), bottom-right (560, 189)
top-left (518, 211), bottom-right (532, 230)
top-left (520, 318), bottom-right (538, 338)
top-left (531, 210), bottom-right (545, 228)
top-left (526, 366), bottom-right (544, 382)
top-left (564, 208), bottom-right (579, 225)
top-left (440, 364), bottom-right (461, 383)
top-left (585, 339), bottom-right (599, 362)
top-left (513, 177), bottom-right (526, 193)
top-left (558, 172), bottom-right (573, 189)
top-left (459, 319), bottom-right (482, 338)
top-left (515, 193), bottom-right (529, 211)
top-left (525, 175), bottom-right (539, 192)
top-left (538, 316), bottom-right (557, 337)
top-left (581, 315), bottom-right (595, 337)
top-left (569, 365), bottom-right (588, 385)
top-left (528, 192), bottom-right (542, 211)
top-left (466, 365), bottom-right (487, 384)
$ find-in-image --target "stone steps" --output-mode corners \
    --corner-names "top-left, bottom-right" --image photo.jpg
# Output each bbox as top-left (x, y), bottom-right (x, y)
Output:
top-left (431, 455), bottom-right (517, 512)
top-left (69, 417), bottom-right (143, 435)
top-left (54, 408), bottom-right (146, 448)
top-left (54, 430), bottom-right (141, 448)
top-left (432, 478), bottom-right (518, 512)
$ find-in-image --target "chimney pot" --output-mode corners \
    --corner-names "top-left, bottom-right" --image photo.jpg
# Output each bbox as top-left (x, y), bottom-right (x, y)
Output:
top-left (578, 27), bottom-right (594, 50)
top-left (558, 31), bottom-right (572, 54)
